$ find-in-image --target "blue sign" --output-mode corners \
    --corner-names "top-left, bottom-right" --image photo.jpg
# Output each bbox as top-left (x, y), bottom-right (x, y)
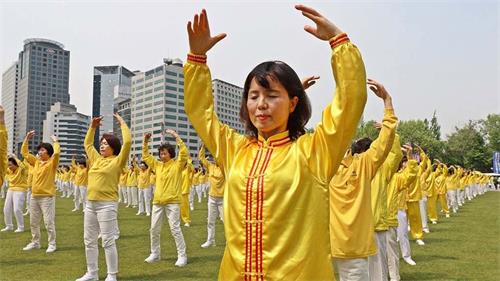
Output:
top-left (493, 151), bottom-right (500, 174)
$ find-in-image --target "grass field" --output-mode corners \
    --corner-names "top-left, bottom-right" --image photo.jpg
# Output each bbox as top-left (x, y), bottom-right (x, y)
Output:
top-left (0, 190), bottom-right (499, 281)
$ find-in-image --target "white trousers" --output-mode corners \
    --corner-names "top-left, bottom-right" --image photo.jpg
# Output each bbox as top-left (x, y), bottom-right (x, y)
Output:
top-left (188, 187), bottom-right (195, 210)
top-left (447, 189), bottom-right (458, 212)
top-left (74, 184), bottom-right (81, 210)
top-left (397, 210), bottom-right (411, 260)
top-left (419, 197), bottom-right (429, 231)
top-left (368, 231), bottom-right (388, 281)
top-left (84, 201), bottom-right (119, 274)
top-left (29, 196), bottom-right (56, 247)
top-left (138, 187), bottom-right (152, 214)
top-left (150, 204), bottom-right (186, 258)
top-left (206, 196), bottom-right (224, 243)
top-left (127, 186), bottom-right (138, 206)
top-left (195, 185), bottom-right (203, 203)
top-left (3, 190), bottom-right (26, 229)
top-left (119, 186), bottom-right (128, 204)
top-left (334, 258), bottom-right (369, 281)
top-left (79, 186), bottom-right (88, 211)
top-left (1, 181), bottom-right (8, 198)
top-left (25, 188), bottom-right (31, 211)
top-left (386, 227), bottom-right (400, 281)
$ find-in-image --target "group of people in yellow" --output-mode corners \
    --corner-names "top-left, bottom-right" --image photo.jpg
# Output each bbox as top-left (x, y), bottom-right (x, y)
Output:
top-left (0, 4), bottom-right (497, 281)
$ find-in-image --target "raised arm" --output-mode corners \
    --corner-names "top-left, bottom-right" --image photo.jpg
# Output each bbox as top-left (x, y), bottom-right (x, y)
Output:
top-left (142, 133), bottom-right (157, 170)
top-left (295, 5), bottom-right (367, 183)
top-left (84, 117), bottom-right (103, 164)
top-left (184, 9), bottom-right (247, 170)
top-left (50, 135), bottom-right (60, 170)
top-left (198, 145), bottom-right (209, 169)
top-left (166, 129), bottom-right (188, 167)
top-left (21, 130), bottom-right (37, 165)
top-left (114, 113), bottom-right (131, 169)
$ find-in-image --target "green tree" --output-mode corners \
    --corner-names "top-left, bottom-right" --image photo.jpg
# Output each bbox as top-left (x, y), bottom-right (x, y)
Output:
top-left (397, 120), bottom-right (445, 160)
top-left (354, 119), bottom-right (379, 141)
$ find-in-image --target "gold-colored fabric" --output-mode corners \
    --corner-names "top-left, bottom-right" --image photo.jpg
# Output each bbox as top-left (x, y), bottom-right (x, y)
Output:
top-left (407, 201), bottom-right (423, 239)
top-left (22, 139), bottom-right (60, 197)
top-left (142, 137), bottom-right (188, 205)
top-left (329, 108), bottom-right (397, 258)
top-left (119, 169), bottom-right (128, 186)
top-left (84, 124), bottom-right (131, 201)
top-left (180, 194), bottom-right (191, 224)
top-left (387, 159), bottom-right (418, 227)
top-left (184, 37), bottom-right (366, 280)
top-left (418, 153), bottom-right (432, 197)
top-left (73, 159), bottom-right (89, 187)
top-left (181, 158), bottom-right (194, 195)
top-left (437, 193), bottom-right (449, 214)
top-left (6, 158), bottom-right (29, 191)
top-left (371, 134), bottom-right (403, 231)
top-left (199, 146), bottom-right (225, 198)
top-left (126, 165), bottom-right (138, 186)
top-left (0, 124), bottom-right (7, 187)
top-left (138, 168), bottom-right (152, 189)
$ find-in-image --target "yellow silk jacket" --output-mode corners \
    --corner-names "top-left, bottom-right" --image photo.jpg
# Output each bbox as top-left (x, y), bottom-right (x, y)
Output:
top-left (22, 139), bottom-right (60, 197)
top-left (199, 146), bottom-right (225, 198)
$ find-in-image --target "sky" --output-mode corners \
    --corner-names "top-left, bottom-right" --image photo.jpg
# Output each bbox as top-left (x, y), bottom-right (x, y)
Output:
top-left (1, 0), bottom-right (498, 137)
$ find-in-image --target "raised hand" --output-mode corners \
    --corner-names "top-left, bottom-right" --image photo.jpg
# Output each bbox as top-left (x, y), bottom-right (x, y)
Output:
top-left (187, 9), bottom-right (226, 55)
top-left (0, 105), bottom-right (4, 125)
top-left (367, 79), bottom-right (393, 108)
top-left (373, 122), bottom-right (382, 130)
top-left (301, 75), bottom-right (320, 90)
top-left (295, 5), bottom-right (343, 41)
top-left (114, 113), bottom-right (125, 126)
top-left (91, 116), bottom-right (103, 128)
top-left (50, 135), bottom-right (58, 143)
top-left (144, 133), bottom-right (152, 142)
top-left (26, 130), bottom-right (35, 139)
top-left (165, 129), bottom-right (179, 138)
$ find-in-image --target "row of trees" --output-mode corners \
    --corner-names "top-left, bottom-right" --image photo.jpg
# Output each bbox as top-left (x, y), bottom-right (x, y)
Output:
top-left (355, 112), bottom-right (500, 172)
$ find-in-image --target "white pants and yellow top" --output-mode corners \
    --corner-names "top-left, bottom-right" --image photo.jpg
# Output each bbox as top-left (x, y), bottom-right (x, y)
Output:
top-left (0, 124), bottom-right (7, 188)
top-left (21, 137), bottom-right (60, 250)
top-left (417, 153), bottom-right (432, 232)
top-left (137, 168), bottom-right (152, 216)
top-left (369, 134), bottom-right (403, 281)
top-left (406, 176), bottom-right (424, 241)
top-left (3, 158), bottom-right (29, 231)
top-left (199, 146), bottom-right (226, 246)
top-left (329, 109), bottom-right (397, 281)
top-left (142, 136), bottom-right (188, 264)
top-left (118, 170), bottom-right (128, 204)
top-left (180, 159), bottom-right (194, 225)
top-left (387, 160), bottom-right (418, 281)
top-left (78, 123), bottom-right (131, 281)
top-left (184, 34), bottom-right (367, 280)
top-left (126, 165), bottom-right (138, 208)
top-left (73, 161), bottom-right (89, 212)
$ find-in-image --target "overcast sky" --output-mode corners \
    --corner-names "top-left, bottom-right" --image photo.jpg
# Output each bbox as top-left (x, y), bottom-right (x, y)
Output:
top-left (1, 0), bottom-right (498, 137)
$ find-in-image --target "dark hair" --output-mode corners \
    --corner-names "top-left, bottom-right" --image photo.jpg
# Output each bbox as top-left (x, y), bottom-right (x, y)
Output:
top-left (398, 155), bottom-right (408, 170)
top-left (77, 159), bottom-right (87, 167)
top-left (8, 157), bottom-right (18, 167)
top-left (37, 142), bottom-right (54, 157)
top-left (140, 161), bottom-right (149, 169)
top-left (101, 133), bottom-right (121, 156)
top-left (239, 61), bottom-right (312, 141)
top-left (351, 138), bottom-right (373, 155)
top-left (158, 143), bottom-right (176, 159)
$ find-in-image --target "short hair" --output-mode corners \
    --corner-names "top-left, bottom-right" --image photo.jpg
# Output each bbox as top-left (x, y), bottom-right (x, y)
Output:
top-left (351, 138), bottom-right (373, 155)
top-left (100, 133), bottom-right (122, 156)
top-left (37, 142), bottom-right (54, 157)
top-left (77, 159), bottom-right (87, 167)
top-left (158, 143), bottom-right (176, 159)
top-left (240, 61), bottom-right (312, 141)
top-left (8, 157), bottom-right (18, 167)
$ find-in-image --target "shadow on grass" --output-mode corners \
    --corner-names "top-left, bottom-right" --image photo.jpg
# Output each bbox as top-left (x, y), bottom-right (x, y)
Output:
top-left (401, 271), bottom-right (451, 280)
top-left (415, 254), bottom-right (458, 262)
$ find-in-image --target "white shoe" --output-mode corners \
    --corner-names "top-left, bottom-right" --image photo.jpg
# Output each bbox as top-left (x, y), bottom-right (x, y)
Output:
top-left (23, 242), bottom-right (41, 251)
top-left (445, 214), bottom-right (450, 218)
top-left (175, 256), bottom-right (187, 267)
top-left (46, 245), bottom-right (57, 253)
top-left (144, 254), bottom-right (160, 263)
top-left (75, 272), bottom-right (98, 281)
top-left (403, 257), bottom-right (417, 265)
top-left (135, 212), bottom-right (141, 216)
top-left (431, 221), bottom-right (437, 224)
top-left (72, 208), bottom-right (79, 212)
top-left (423, 228), bottom-right (430, 233)
top-left (184, 223), bottom-right (190, 227)
top-left (146, 213), bottom-right (151, 217)
top-left (23, 211), bottom-right (29, 216)
top-left (14, 228), bottom-right (24, 233)
top-left (416, 239), bottom-right (425, 246)
top-left (104, 274), bottom-right (117, 281)
top-left (190, 207), bottom-right (194, 211)
top-left (1, 226), bottom-right (13, 232)
top-left (125, 205), bottom-right (130, 208)
top-left (201, 241), bottom-right (215, 248)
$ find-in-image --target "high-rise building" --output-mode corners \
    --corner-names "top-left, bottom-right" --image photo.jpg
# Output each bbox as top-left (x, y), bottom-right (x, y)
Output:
top-left (113, 97), bottom-right (131, 143)
top-left (92, 65), bottom-right (134, 147)
top-left (1, 62), bottom-right (19, 154)
top-left (1, 38), bottom-right (70, 155)
top-left (43, 102), bottom-right (90, 165)
top-left (212, 79), bottom-right (245, 134)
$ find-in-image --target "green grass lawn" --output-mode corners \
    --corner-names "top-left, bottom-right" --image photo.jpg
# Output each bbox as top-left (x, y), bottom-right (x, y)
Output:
top-left (0, 190), bottom-right (499, 281)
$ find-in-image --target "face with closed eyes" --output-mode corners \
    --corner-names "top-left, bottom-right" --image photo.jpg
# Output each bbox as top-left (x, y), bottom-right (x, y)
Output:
top-left (246, 77), bottom-right (298, 140)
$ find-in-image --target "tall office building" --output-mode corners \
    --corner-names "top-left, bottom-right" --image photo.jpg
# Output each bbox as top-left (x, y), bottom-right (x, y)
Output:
top-left (43, 102), bottom-right (90, 165)
top-left (113, 97), bottom-right (132, 143)
top-left (212, 79), bottom-right (245, 134)
top-left (1, 38), bottom-right (70, 155)
top-left (92, 65), bottom-right (134, 147)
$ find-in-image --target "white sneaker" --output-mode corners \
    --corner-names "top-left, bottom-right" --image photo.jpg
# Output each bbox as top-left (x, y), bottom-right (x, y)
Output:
top-left (431, 221), bottom-right (437, 224)
top-left (144, 254), bottom-right (160, 263)
top-left (1, 226), bottom-right (13, 232)
top-left (416, 239), bottom-right (425, 246)
top-left (445, 214), bottom-right (450, 218)
top-left (23, 211), bottom-right (29, 216)
top-left (75, 272), bottom-right (98, 281)
top-left (14, 228), bottom-right (24, 233)
top-left (201, 241), bottom-right (215, 248)
top-left (72, 208), bottom-right (79, 212)
top-left (175, 256), bottom-right (187, 267)
top-left (135, 212), bottom-right (141, 216)
top-left (46, 245), bottom-right (57, 253)
top-left (23, 242), bottom-right (41, 251)
top-left (423, 228), bottom-right (430, 233)
top-left (146, 213), bottom-right (151, 217)
top-left (184, 223), bottom-right (190, 227)
top-left (403, 257), bottom-right (417, 265)
top-left (104, 274), bottom-right (117, 281)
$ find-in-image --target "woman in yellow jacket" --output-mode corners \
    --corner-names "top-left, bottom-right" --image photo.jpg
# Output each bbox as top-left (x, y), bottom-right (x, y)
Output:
top-left (405, 147), bottom-right (426, 246)
top-left (73, 156), bottom-right (89, 212)
top-left (75, 113), bottom-right (130, 281)
top-left (142, 129), bottom-right (188, 267)
top-left (189, 168), bottom-right (200, 209)
top-left (2, 155), bottom-right (29, 232)
top-left (125, 159), bottom-right (139, 208)
top-left (118, 168), bottom-right (128, 205)
top-left (137, 161), bottom-right (152, 216)
top-left (425, 163), bottom-right (442, 224)
top-left (416, 147), bottom-right (432, 234)
top-left (199, 145), bottom-right (225, 248)
top-left (184, 6), bottom-right (366, 280)
top-left (21, 131), bottom-right (60, 253)
top-left (180, 157), bottom-right (194, 226)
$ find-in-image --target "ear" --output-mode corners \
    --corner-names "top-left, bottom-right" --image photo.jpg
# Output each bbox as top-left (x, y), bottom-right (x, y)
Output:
top-left (289, 96), bottom-right (299, 113)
